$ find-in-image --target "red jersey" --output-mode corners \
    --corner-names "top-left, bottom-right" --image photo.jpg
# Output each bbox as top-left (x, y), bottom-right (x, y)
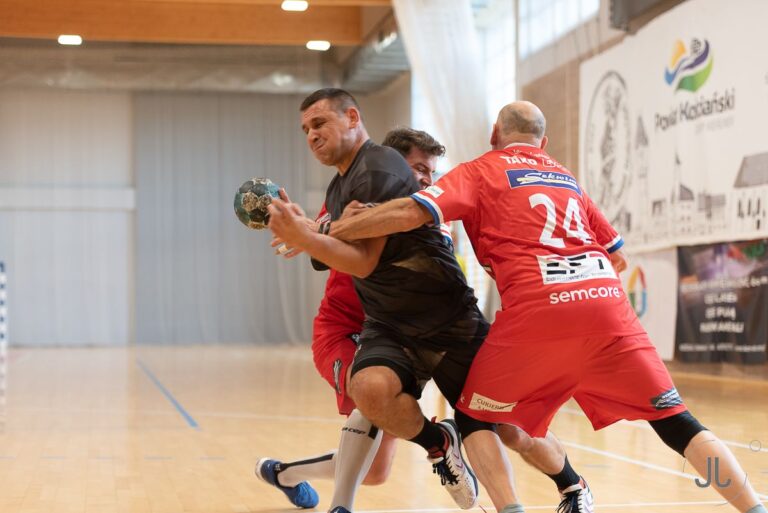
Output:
top-left (313, 205), bottom-right (365, 336)
top-left (314, 269), bottom-right (364, 334)
top-left (412, 144), bottom-right (642, 344)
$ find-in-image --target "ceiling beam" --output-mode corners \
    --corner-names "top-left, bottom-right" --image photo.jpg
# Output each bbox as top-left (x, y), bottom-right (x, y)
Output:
top-left (0, 0), bottom-right (365, 45)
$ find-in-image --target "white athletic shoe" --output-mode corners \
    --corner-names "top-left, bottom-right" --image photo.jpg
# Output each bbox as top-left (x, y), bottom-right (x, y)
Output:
top-left (557, 477), bottom-right (594, 513)
top-left (428, 419), bottom-right (479, 510)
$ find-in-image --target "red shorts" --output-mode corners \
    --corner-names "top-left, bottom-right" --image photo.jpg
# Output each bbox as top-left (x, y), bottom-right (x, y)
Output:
top-left (312, 329), bottom-right (359, 416)
top-left (456, 332), bottom-right (687, 437)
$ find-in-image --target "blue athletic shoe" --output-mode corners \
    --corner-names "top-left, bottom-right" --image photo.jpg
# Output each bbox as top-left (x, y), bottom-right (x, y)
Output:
top-left (255, 457), bottom-right (320, 509)
top-left (329, 508), bottom-right (352, 513)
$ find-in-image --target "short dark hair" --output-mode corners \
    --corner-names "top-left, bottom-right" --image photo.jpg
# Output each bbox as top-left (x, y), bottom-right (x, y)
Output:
top-left (382, 127), bottom-right (446, 158)
top-left (300, 88), bottom-right (361, 115)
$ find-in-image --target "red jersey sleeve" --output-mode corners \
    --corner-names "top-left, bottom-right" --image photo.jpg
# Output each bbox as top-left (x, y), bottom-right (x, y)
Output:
top-left (584, 193), bottom-right (624, 253)
top-left (411, 163), bottom-right (478, 225)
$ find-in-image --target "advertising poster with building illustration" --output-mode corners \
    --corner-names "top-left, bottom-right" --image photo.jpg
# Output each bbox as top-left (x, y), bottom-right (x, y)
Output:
top-left (580, 0), bottom-right (768, 252)
top-left (676, 239), bottom-right (768, 363)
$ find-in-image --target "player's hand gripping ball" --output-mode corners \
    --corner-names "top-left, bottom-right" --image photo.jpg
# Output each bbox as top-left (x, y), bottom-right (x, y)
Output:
top-left (234, 178), bottom-right (281, 230)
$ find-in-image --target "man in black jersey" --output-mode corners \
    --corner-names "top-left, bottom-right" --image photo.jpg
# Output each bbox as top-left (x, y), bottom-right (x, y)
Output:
top-left (269, 89), bottom-right (591, 513)
top-left (256, 128), bottom-right (454, 513)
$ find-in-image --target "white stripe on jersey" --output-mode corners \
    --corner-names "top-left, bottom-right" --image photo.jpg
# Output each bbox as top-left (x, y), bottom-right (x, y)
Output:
top-left (412, 193), bottom-right (445, 225)
top-left (439, 223), bottom-right (452, 239)
top-left (604, 234), bottom-right (624, 253)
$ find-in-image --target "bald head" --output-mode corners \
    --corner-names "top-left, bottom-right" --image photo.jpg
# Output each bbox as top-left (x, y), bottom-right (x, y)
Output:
top-left (492, 101), bottom-right (546, 148)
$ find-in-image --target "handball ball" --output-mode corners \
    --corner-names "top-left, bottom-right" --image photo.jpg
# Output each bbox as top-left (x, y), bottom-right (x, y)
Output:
top-left (234, 177), bottom-right (281, 230)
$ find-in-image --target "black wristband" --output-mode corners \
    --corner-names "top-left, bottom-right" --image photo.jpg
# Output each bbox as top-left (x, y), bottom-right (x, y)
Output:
top-left (323, 221), bottom-right (331, 235)
top-left (317, 221), bottom-right (327, 234)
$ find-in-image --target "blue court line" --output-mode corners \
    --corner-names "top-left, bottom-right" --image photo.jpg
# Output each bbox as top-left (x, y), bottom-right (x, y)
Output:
top-left (136, 359), bottom-right (199, 430)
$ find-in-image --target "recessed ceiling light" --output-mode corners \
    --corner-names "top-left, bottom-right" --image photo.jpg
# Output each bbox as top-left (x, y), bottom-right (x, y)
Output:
top-left (282, 1), bottom-right (308, 11)
top-left (374, 31), bottom-right (398, 53)
top-left (271, 72), bottom-right (295, 87)
top-left (58, 34), bottom-right (83, 46)
top-left (306, 40), bottom-right (331, 51)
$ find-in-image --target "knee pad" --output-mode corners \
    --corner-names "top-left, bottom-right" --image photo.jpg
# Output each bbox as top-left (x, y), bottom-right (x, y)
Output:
top-left (649, 410), bottom-right (706, 456)
top-left (454, 410), bottom-right (496, 438)
top-left (343, 409), bottom-right (380, 440)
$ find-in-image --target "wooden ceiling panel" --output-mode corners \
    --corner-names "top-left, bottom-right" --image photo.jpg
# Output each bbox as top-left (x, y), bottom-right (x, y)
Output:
top-left (0, 0), bottom-right (369, 45)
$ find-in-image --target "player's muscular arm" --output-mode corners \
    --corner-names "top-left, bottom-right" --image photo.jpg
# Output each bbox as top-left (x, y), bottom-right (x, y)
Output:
top-left (339, 200), bottom-right (372, 220)
top-left (268, 198), bottom-right (386, 278)
top-left (330, 198), bottom-right (432, 242)
top-left (302, 234), bottom-right (386, 278)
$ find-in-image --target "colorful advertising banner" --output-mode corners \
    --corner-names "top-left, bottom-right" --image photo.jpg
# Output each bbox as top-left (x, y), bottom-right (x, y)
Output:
top-left (676, 239), bottom-right (768, 363)
top-left (580, 0), bottom-right (768, 252)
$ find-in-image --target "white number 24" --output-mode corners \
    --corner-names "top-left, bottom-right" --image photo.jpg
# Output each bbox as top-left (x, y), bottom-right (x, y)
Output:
top-left (528, 193), bottom-right (592, 248)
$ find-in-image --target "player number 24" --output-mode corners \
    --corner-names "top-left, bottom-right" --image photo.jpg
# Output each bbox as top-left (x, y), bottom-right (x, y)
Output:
top-left (528, 193), bottom-right (592, 248)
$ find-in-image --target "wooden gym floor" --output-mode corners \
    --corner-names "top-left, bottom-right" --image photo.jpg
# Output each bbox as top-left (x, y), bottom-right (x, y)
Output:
top-left (0, 346), bottom-right (765, 513)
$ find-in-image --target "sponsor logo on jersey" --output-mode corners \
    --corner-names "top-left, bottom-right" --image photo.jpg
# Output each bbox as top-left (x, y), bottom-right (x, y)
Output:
top-left (650, 387), bottom-right (683, 410)
top-left (549, 285), bottom-right (623, 305)
top-left (541, 157), bottom-right (560, 168)
top-left (468, 392), bottom-right (517, 412)
top-left (500, 155), bottom-right (538, 166)
top-left (423, 185), bottom-right (444, 198)
top-left (506, 169), bottom-right (582, 195)
top-left (332, 359), bottom-right (343, 395)
top-left (538, 251), bottom-right (616, 285)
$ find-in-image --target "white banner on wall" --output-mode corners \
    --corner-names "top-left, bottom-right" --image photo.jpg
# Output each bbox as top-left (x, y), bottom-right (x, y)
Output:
top-left (620, 249), bottom-right (678, 360)
top-left (580, 0), bottom-right (768, 253)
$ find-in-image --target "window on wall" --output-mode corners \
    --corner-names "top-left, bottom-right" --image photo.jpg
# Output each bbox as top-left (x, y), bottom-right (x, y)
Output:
top-left (519, 0), bottom-right (599, 58)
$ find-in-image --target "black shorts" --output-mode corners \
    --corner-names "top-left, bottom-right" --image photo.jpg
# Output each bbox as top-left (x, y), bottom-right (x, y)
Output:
top-left (350, 305), bottom-right (489, 406)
